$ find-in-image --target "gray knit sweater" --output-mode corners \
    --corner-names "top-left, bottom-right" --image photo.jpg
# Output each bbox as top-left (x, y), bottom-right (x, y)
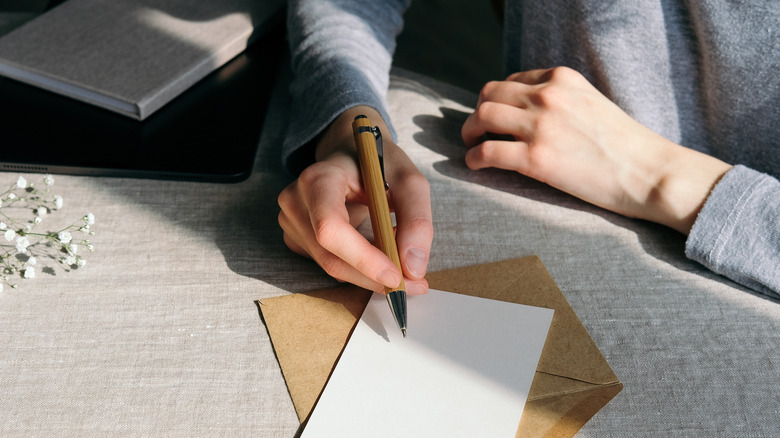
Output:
top-left (283, 0), bottom-right (780, 296)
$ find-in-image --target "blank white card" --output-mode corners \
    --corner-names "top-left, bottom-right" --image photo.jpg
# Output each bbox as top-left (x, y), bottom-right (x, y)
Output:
top-left (301, 289), bottom-right (554, 438)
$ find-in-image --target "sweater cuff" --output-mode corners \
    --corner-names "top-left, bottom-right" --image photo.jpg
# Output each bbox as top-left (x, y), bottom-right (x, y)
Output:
top-left (685, 165), bottom-right (780, 296)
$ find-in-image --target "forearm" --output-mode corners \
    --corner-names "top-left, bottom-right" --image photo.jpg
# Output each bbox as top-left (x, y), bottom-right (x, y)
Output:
top-left (283, 0), bottom-right (410, 173)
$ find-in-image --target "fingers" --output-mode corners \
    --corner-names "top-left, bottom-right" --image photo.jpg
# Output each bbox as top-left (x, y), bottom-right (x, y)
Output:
top-left (309, 197), bottom-right (401, 288)
top-left (473, 67), bottom-right (581, 115)
top-left (278, 134), bottom-right (433, 296)
top-left (279, 159), bottom-right (403, 294)
top-left (465, 140), bottom-right (532, 173)
top-left (462, 67), bottom-right (568, 169)
top-left (461, 101), bottom-right (532, 148)
top-left (505, 68), bottom-right (556, 85)
top-left (388, 164), bottom-right (433, 283)
top-left (465, 73), bottom-right (557, 148)
top-left (476, 80), bottom-right (533, 107)
top-left (377, 141), bottom-right (433, 294)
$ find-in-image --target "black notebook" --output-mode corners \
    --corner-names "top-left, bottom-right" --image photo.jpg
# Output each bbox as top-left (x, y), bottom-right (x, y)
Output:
top-left (0, 1), bottom-right (285, 183)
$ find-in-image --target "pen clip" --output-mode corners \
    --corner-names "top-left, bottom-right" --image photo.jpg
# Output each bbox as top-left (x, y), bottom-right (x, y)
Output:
top-left (372, 126), bottom-right (389, 190)
top-left (355, 117), bottom-right (389, 190)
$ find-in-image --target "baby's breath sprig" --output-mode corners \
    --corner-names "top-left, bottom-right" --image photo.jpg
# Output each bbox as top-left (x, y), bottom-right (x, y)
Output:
top-left (0, 175), bottom-right (95, 292)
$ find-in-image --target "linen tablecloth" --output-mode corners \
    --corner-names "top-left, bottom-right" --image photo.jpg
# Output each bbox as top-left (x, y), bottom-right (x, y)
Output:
top-left (1, 67), bottom-right (778, 437)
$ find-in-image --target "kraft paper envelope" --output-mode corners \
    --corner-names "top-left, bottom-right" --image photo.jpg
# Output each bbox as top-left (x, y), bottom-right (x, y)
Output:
top-left (258, 256), bottom-right (622, 437)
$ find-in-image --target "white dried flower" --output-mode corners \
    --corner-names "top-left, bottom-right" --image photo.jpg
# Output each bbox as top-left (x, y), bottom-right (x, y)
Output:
top-left (16, 176), bottom-right (27, 189)
top-left (0, 222), bottom-right (5, 230)
top-left (7, 193), bottom-right (16, 200)
top-left (27, 256), bottom-right (37, 266)
top-left (43, 175), bottom-right (54, 186)
top-left (64, 255), bottom-right (76, 266)
top-left (58, 231), bottom-right (72, 244)
top-left (76, 258), bottom-right (86, 267)
top-left (34, 216), bottom-right (42, 224)
top-left (4, 229), bottom-right (16, 241)
top-left (55, 196), bottom-right (63, 209)
top-left (84, 213), bottom-right (95, 225)
top-left (16, 236), bottom-right (30, 253)
top-left (23, 267), bottom-right (35, 279)
top-left (37, 207), bottom-right (47, 217)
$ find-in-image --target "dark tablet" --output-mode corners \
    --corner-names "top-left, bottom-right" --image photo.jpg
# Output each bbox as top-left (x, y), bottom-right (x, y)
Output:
top-left (0, 20), bottom-right (285, 183)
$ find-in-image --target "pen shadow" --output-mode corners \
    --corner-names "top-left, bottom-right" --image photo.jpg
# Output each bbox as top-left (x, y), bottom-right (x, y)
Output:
top-left (361, 301), bottom-right (390, 342)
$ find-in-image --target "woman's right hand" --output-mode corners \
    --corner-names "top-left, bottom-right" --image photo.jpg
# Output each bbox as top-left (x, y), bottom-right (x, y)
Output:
top-left (278, 106), bottom-right (433, 295)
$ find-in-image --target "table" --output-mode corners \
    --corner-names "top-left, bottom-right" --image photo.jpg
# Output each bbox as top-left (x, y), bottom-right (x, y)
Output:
top-left (1, 68), bottom-right (778, 437)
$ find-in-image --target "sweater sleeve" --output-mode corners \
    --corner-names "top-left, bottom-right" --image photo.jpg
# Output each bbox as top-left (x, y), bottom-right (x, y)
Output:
top-left (686, 165), bottom-right (780, 297)
top-left (282, 0), bottom-right (410, 175)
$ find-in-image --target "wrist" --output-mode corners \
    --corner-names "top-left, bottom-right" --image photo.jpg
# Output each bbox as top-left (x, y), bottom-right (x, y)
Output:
top-left (315, 106), bottom-right (389, 161)
top-left (645, 143), bottom-right (732, 234)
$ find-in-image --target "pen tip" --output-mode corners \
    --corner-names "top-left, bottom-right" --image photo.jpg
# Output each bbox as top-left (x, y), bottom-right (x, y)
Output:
top-left (401, 328), bottom-right (407, 338)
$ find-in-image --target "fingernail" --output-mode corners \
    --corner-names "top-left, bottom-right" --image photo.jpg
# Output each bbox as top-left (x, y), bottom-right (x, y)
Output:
top-left (377, 269), bottom-right (401, 289)
top-left (405, 247), bottom-right (429, 279)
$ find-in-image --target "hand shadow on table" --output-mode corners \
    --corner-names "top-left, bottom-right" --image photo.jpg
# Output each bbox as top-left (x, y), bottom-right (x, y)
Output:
top-left (202, 74), bottom-right (344, 294)
top-left (411, 106), bottom-right (772, 300)
top-left (84, 58), bottom-right (344, 296)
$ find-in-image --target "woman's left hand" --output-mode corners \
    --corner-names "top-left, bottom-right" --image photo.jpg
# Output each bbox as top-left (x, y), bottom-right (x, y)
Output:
top-left (461, 67), bottom-right (732, 234)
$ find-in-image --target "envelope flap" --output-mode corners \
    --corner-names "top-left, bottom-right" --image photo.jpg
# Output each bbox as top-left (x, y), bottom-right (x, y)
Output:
top-left (258, 285), bottom-right (371, 422)
top-left (425, 256), bottom-right (619, 386)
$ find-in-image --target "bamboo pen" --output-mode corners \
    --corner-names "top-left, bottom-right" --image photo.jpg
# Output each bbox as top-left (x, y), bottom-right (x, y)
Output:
top-left (352, 114), bottom-right (407, 337)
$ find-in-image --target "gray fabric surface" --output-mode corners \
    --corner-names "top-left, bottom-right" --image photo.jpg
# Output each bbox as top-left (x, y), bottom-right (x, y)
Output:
top-left (1, 69), bottom-right (779, 437)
